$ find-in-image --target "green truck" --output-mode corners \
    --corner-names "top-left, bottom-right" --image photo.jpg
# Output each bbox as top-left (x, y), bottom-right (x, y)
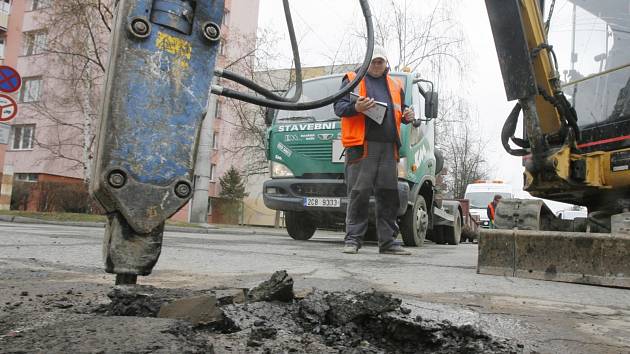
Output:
top-left (262, 71), bottom-right (463, 246)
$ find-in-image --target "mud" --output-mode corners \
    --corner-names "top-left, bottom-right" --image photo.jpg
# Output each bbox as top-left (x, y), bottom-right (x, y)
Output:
top-left (1, 269), bottom-right (520, 353)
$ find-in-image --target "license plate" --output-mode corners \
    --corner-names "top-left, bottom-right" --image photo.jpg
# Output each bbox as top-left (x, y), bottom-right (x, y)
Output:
top-left (304, 197), bottom-right (340, 208)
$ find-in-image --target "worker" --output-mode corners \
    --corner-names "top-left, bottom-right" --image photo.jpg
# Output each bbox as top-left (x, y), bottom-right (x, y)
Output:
top-left (487, 194), bottom-right (502, 228)
top-left (334, 45), bottom-right (415, 255)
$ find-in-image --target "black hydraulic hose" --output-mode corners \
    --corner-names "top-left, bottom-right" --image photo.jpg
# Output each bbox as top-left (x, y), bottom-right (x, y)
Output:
top-left (216, 0), bottom-right (303, 103)
top-left (501, 102), bottom-right (530, 156)
top-left (211, 0), bottom-right (374, 110)
top-left (216, 69), bottom-right (288, 101)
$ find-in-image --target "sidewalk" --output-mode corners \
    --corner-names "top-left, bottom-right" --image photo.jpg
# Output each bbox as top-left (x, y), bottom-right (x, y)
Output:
top-left (0, 214), bottom-right (289, 237)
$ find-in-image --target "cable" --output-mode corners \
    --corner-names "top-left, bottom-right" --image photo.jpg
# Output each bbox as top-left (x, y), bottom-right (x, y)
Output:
top-left (216, 0), bottom-right (303, 103)
top-left (544, 0), bottom-right (556, 34)
top-left (211, 0), bottom-right (375, 111)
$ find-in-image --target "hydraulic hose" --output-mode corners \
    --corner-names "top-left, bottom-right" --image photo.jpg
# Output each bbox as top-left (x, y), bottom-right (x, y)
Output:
top-left (215, 0), bottom-right (303, 103)
top-left (211, 0), bottom-right (375, 111)
top-left (501, 103), bottom-right (530, 156)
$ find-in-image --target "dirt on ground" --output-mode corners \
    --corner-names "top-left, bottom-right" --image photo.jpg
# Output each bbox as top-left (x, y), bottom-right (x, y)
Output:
top-left (0, 266), bottom-right (521, 354)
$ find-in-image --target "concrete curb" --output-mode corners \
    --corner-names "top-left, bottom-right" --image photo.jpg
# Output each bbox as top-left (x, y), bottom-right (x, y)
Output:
top-left (0, 214), bottom-right (288, 237)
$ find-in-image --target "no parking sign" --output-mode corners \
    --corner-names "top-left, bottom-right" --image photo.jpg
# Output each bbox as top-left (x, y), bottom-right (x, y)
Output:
top-left (0, 66), bottom-right (20, 123)
top-left (0, 66), bottom-right (21, 93)
top-left (0, 94), bottom-right (18, 122)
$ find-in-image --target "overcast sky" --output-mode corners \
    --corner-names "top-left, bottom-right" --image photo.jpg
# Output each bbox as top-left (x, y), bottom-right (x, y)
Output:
top-left (257, 0), bottom-right (598, 211)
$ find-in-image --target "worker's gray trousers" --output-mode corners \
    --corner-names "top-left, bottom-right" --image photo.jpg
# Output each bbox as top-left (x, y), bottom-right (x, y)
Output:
top-left (344, 141), bottom-right (399, 250)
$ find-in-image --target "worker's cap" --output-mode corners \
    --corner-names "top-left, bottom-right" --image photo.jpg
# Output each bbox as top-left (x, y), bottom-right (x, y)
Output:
top-left (494, 194), bottom-right (503, 201)
top-left (371, 45), bottom-right (388, 62)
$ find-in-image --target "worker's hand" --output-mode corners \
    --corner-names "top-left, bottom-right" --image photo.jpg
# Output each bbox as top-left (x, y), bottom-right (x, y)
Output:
top-left (402, 107), bottom-right (415, 123)
top-left (355, 96), bottom-right (375, 113)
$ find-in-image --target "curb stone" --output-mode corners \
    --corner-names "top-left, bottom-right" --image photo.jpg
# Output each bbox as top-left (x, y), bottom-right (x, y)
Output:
top-left (0, 214), bottom-right (288, 237)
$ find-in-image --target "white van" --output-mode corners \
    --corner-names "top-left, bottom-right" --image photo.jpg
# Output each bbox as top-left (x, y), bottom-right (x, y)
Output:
top-left (464, 181), bottom-right (513, 228)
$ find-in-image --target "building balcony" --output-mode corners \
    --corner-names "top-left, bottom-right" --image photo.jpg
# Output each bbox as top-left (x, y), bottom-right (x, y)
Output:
top-left (0, 11), bottom-right (8, 32)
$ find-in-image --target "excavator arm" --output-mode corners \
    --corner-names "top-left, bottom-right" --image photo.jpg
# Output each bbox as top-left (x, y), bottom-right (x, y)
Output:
top-left (485, 0), bottom-right (587, 198)
top-left (480, 0), bottom-right (630, 288)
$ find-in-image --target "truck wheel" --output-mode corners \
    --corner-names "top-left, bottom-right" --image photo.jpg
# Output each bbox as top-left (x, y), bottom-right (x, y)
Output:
top-left (461, 225), bottom-right (476, 243)
top-left (443, 209), bottom-right (462, 245)
top-left (400, 196), bottom-right (428, 247)
top-left (285, 211), bottom-right (316, 240)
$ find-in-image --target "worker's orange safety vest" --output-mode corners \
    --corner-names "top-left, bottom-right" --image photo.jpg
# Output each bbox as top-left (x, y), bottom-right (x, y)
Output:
top-left (340, 71), bottom-right (404, 148)
top-left (488, 202), bottom-right (496, 221)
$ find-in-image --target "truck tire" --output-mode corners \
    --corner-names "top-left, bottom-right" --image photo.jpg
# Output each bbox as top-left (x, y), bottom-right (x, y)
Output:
top-left (400, 196), bottom-right (429, 247)
top-left (441, 209), bottom-right (462, 245)
top-left (460, 225), bottom-right (477, 243)
top-left (285, 211), bottom-right (316, 240)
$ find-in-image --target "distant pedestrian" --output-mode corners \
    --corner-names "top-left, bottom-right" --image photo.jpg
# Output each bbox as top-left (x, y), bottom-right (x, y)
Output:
top-left (334, 45), bottom-right (415, 255)
top-left (487, 195), bottom-right (502, 228)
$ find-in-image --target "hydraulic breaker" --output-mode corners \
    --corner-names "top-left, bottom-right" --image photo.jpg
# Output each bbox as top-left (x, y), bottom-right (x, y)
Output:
top-left (91, 0), bottom-right (223, 284)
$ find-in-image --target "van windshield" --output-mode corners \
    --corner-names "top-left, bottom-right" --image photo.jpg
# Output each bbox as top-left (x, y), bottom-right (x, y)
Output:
top-left (276, 73), bottom-right (407, 123)
top-left (465, 192), bottom-right (513, 209)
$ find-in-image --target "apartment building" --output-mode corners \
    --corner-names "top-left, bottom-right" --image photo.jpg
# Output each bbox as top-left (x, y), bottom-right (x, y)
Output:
top-left (1, 0), bottom-right (260, 216)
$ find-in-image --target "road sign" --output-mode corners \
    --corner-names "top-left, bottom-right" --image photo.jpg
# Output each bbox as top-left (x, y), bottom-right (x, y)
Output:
top-left (0, 94), bottom-right (18, 122)
top-left (0, 123), bottom-right (10, 145)
top-left (0, 66), bottom-right (21, 93)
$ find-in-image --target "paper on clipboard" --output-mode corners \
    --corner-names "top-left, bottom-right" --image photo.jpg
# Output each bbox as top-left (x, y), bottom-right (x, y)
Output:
top-left (350, 92), bottom-right (388, 125)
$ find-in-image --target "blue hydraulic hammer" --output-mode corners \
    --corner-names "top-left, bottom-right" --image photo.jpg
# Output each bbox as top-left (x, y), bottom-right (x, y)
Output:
top-left (92, 0), bottom-right (375, 285)
top-left (91, 0), bottom-right (224, 284)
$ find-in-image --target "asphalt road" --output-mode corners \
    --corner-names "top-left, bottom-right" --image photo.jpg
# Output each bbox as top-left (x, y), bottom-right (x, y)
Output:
top-left (1, 221), bottom-right (629, 353)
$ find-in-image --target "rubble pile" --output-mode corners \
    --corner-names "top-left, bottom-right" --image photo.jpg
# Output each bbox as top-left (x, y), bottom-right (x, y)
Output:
top-left (1, 271), bottom-right (519, 353)
top-left (101, 270), bottom-right (519, 353)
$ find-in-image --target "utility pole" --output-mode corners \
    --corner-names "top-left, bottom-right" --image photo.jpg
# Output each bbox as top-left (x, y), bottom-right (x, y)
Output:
top-left (189, 78), bottom-right (218, 224)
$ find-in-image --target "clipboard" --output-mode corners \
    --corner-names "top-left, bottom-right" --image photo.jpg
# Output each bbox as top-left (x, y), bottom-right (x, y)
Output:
top-left (350, 92), bottom-right (388, 125)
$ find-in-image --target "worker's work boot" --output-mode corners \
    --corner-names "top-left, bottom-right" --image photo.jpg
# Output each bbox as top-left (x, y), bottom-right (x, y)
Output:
top-left (342, 244), bottom-right (359, 254)
top-left (379, 245), bottom-right (411, 255)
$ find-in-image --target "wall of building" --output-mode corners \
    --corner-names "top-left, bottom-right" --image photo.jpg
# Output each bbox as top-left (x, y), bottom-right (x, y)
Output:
top-left (0, 0), bottom-right (26, 179)
top-left (1, 1), bottom-right (261, 221)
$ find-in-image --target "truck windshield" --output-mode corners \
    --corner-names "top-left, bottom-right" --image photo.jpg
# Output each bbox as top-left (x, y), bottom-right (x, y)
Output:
top-left (465, 192), bottom-right (513, 209)
top-left (275, 73), bottom-right (408, 123)
top-left (276, 75), bottom-right (344, 123)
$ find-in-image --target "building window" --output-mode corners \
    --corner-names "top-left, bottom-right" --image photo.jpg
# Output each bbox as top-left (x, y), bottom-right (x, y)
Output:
top-left (222, 9), bottom-right (230, 26)
top-left (19, 77), bottom-right (42, 103)
top-left (0, 0), bottom-right (10, 14)
top-left (219, 39), bottom-right (227, 56)
top-left (212, 131), bottom-right (218, 149)
top-left (15, 173), bottom-right (38, 182)
top-left (30, 0), bottom-right (49, 11)
top-left (23, 30), bottom-right (47, 56)
top-left (213, 99), bottom-right (222, 117)
top-left (210, 163), bottom-right (216, 181)
top-left (11, 124), bottom-right (35, 150)
top-left (0, 37), bottom-right (5, 59)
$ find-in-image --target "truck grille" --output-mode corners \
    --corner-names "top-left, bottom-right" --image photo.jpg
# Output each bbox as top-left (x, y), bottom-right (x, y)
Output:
top-left (290, 143), bottom-right (331, 161)
top-left (292, 183), bottom-right (347, 197)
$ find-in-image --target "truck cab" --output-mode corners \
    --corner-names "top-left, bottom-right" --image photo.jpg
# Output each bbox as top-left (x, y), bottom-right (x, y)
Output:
top-left (263, 71), bottom-right (461, 246)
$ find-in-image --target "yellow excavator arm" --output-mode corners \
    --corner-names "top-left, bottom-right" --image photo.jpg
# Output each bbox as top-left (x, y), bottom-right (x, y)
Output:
top-left (485, 0), bottom-right (630, 210)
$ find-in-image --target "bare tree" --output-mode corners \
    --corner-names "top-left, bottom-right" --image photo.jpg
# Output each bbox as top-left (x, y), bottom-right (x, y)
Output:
top-left (441, 122), bottom-right (490, 199)
top-left (25, 0), bottom-right (113, 182)
top-left (217, 29), bottom-right (294, 177)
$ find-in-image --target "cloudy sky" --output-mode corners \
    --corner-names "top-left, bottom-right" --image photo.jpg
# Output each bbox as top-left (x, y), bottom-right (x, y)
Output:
top-left (257, 0), bottom-right (604, 210)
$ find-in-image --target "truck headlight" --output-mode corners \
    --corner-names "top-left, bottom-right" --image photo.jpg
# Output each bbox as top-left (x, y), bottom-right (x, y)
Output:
top-left (270, 161), bottom-right (294, 178)
top-left (397, 157), bottom-right (408, 179)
